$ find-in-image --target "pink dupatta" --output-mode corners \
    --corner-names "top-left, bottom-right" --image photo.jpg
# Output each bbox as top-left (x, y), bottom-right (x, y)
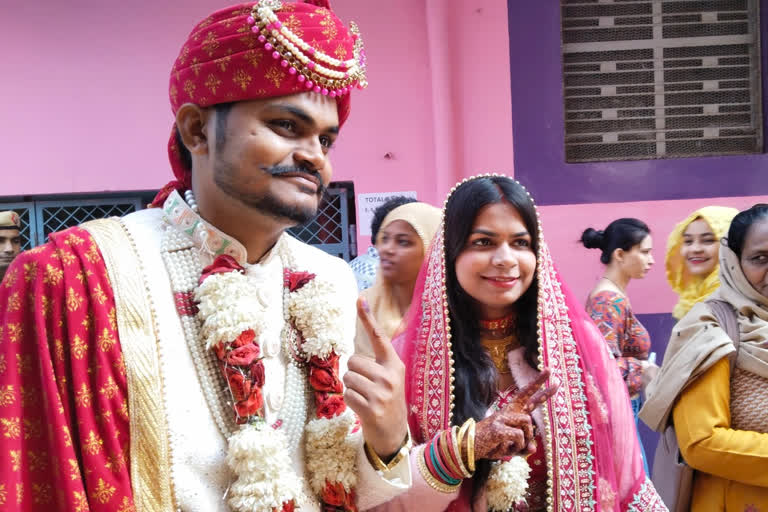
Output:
top-left (392, 176), bottom-right (666, 511)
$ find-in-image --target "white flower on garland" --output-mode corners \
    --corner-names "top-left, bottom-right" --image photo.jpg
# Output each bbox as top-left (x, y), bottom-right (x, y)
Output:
top-left (486, 456), bottom-right (531, 512)
top-left (226, 424), bottom-right (303, 512)
top-left (286, 278), bottom-right (347, 359)
top-left (195, 271), bottom-right (280, 350)
top-left (305, 409), bottom-right (361, 494)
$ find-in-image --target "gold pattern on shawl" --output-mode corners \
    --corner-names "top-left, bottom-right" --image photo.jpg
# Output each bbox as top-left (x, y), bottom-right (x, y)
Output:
top-left (26, 245), bottom-right (46, 255)
top-left (100, 376), bottom-right (119, 399)
top-left (284, 14), bottom-right (304, 37)
top-left (0, 385), bottom-right (15, 407)
top-left (20, 386), bottom-right (37, 408)
top-left (233, 69), bottom-right (252, 90)
top-left (169, 84), bottom-right (178, 105)
top-left (118, 398), bottom-right (128, 420)
top-left (0, 484), bottom-right (6, 505)
top-left (6, 291), bottom-right (20, 313)
top-left (85, 244), bottom-right (101, 264)
top-left (82, 312), bottom-right (93, 331)
top-left (94, 478), bottom-right (116, 504)
top-left (3, 267), bottom-right (17, 288)
top-left (28, 450), bottom-right (48, 472)
top-left (183, 79), bottom-right (196, 100)
top-left (15, 484), bottom-right (21, 505)
top-left (118, 495), bottom-right (136, 512)
top-left (1, 417), bottom-right (20, 439)
top-left (57, 249), bottom-right (76, 266)
top-left (73, 490), bottom-right (88, 511)
top-left (75, 270), bottom-right (87, 285)
top-left (84, 430), bottom-right (103, 455)
top-left (10, 450), bottom-right (21, 471)
top-left (68, 459), bottom-right (80, 480)
top-left (198, 16), bottom-right (214, 29)
top-left (15, 354), bottom-right (31, 376)
top-left (92, 283), bottom-right (108, 305)
top-left (72, 335), bottom-right (87, 359)
top-left (205, 73), bottom-right (222, 94)
top-left (23, 262), bottom-right (37, 282)
top-left (319, 12), bottom-right (337, 40)
top-left (23, 418), bottom-right (42, 440)
top-left (40, 295), bottom-right (50, 316)
top-left (108, 307), bottom-right (117, 331)
top-left (75, 383), bottom-right (92, 408)
top-left (244, 49), bottom-right (263, 69)
top-left (66, 288), bottom-right (84, 312)
top-left (190, 57), bottom-right (202, 77)
top-left (32, 483), bottom-right (52, 505)
top-left (43, 264), bottom-right (63, 286)
top-left (98, 328), bottom-right (116, 352)
top-left (53, 338), bottom-right (64, 363)
top-left (65, 233), bottom-right (85, 246)
top-left (114, 355), bottom-right (126, 378)
top-left (265, 66), bottom-right (285, 88)
top-left (105, 452), bottom-right (127, 473)
top-left (201, 31), bottom-right (220, 57)
top-left (62, 425), bottom-right (72, 447)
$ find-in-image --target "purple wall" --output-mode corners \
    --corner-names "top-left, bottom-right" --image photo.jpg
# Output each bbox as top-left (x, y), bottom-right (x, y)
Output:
top-left (508, 0), bottom-right (768, 206)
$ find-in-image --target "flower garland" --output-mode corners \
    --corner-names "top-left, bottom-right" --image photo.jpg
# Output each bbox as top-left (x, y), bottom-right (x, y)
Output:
top-left (195, 253), bottom-right (359, 512)
top-left (486, 456), bottom-right (532, 512)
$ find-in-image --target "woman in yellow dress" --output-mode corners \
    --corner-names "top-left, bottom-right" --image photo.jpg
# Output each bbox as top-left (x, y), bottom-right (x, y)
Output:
top-left (641, 204), bottom-right (768, 511)
top-left (665, 206), bottom-right (738, 320)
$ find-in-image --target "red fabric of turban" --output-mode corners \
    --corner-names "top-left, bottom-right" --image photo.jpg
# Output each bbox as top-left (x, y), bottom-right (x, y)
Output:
top-left (153, 0), bottom-right (367, 207)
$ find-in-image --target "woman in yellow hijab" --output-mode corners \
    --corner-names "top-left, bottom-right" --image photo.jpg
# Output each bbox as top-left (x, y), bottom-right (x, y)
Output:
top-left (354, 202), bottom-right (442, 358)
top-left (666, 206), bottom-right (739, 319)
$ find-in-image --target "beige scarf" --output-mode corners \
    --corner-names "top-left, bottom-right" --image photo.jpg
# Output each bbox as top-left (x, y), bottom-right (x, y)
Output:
top-left (355, 202), bottom-right (441, 358)
top-left (640, 241), bottom-right (768, 432)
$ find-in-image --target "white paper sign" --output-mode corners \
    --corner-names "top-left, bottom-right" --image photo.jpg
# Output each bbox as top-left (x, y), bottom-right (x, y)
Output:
top-left (356, 191), bottom-right (418, 237)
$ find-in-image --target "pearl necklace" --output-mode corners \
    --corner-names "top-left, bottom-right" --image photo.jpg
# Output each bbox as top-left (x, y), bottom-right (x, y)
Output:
top-left (161, 191), bottom-right (308, 450)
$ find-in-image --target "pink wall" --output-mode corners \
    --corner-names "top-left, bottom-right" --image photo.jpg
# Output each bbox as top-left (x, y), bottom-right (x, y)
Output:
top-left (0, 0), bottom-right (514, 252)
top-left (540, 195), bottom-right (768, 315)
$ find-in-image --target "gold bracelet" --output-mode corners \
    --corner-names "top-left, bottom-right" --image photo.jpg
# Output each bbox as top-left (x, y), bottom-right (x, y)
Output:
top-left (451, 425), bottom-right (472, 478)
top-left (364, 428), bottom-right (413, 473)
top-left (466, 418), bottom-right (476, 473)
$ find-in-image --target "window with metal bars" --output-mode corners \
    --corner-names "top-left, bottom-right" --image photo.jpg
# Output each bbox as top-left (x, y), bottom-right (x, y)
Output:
top-left (561, 0), bottom-right (763, 163)
top-left (1, 183), bottom-right (356, 260)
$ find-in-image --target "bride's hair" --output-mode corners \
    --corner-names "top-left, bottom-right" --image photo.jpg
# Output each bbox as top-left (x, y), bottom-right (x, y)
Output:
top-left (443, 175), bottom-right (540, 494)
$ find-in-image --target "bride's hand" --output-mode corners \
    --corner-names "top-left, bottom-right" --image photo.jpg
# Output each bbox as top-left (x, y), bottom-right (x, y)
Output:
top-left (474, 368), bottom-right (558, 461)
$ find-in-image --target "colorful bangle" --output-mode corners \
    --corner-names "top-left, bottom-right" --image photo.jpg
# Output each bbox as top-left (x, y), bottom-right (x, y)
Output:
top-left (429, 442), bottom-right (461, 485)
top-left (416, 445), bottom-right (461, 494)
top-left (438, 429), bottom-right (464, 480)
top-left (364, 428), bottom-right (412, 473)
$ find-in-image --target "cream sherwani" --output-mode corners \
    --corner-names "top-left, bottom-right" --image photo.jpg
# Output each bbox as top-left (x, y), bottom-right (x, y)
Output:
top-left (91, 191), bottom-right (410, 511)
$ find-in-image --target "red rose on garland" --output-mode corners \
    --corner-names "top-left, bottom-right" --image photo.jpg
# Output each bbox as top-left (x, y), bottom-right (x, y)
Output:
top-left (226, 369), bottom-right (252, 402)
top-left (226, 343), bottom-right (261, 366)
top-left (309, 353), bottom-right (339, 370)
top-left (316, 393), bottom-right (346, 418)
top-left (199, 254), bottom-right (244, 284)
top-left (309, 366), bottom-right (343, 393)
top-left (250, 360), bottom-right (266, 387)
top-left (232, 329), bottom-right (256, 347)
top-left (234, 387), bottom-right (264, 420)
top-left (286, 270), bottom-right (316, 292)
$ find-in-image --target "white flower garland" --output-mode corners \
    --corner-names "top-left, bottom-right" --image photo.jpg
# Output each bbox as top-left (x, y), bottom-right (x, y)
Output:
top-left (194, 254), bottom-right (358, 512)
top-left (486, 456), bottom-right (532, 512)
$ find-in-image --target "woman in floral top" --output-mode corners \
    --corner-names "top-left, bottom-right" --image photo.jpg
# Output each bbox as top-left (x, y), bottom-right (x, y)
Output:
top-left (581, 218), bottom-right (659, 475)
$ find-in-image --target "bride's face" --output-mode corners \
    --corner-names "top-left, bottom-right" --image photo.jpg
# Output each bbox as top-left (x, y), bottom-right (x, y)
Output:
top-left (454, 202), bottom-right (537, 319)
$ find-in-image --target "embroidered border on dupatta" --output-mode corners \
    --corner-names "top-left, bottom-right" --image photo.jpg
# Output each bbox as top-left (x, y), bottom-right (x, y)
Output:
top-left (413, 228), bottom-right (454, 441)
top-left (537, 240), bottom-right (597, 512)
top-left (84, 218), bottom-right (176, 512)
top-left (627, 479), bottom-right (667, 511)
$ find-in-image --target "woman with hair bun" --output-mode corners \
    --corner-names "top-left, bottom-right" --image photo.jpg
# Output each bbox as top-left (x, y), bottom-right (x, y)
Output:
top-left (581, 218), bottom-right (658, 475)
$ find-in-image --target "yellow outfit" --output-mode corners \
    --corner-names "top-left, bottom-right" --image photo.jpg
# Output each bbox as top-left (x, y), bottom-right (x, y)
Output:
top-left (673, 358), bottom-right (768, 511)
top-left (666, 206), bottom-right (738, 319)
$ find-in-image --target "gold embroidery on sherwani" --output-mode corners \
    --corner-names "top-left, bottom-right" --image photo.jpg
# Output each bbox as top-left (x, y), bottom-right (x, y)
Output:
top-left (84, 218), bottom-right (176, 512)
